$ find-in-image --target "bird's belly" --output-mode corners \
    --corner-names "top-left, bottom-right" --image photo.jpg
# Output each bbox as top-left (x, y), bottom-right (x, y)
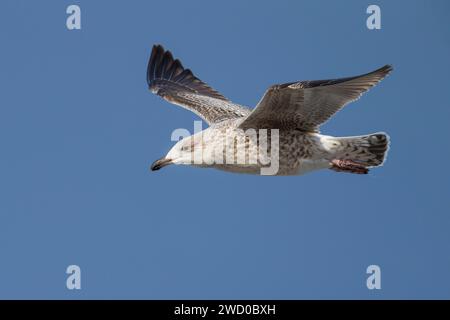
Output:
top-left (293, 159), bottom-right (331, 176)
top-left (213, 164), bottom-right (262, 175)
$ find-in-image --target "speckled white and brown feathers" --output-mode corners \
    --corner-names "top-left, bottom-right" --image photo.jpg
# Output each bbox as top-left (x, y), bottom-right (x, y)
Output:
top-left (239, 65), bottom-right (392, 132)
top-left (147, 45), bottom-right (392, 175)
top-left (331, 133), bottom-right (390, 167)
top-left (147, 44), bottom-right (250, 125)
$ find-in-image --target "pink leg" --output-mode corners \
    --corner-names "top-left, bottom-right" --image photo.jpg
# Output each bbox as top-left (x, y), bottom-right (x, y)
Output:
top-left (330, 159), bottom-right (369, 174)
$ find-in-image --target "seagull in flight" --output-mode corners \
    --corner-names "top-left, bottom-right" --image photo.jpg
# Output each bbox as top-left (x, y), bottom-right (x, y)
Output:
top-left (148, 44), bottom-right (392, 176)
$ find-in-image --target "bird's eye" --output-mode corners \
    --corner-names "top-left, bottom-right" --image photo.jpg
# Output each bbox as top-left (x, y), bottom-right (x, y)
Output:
top-left (182, 145), bottom-right (190, 151)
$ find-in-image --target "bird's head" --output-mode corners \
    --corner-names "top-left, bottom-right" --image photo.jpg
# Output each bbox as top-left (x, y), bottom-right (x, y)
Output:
top-left (150, 133), bottom-right (206, 171)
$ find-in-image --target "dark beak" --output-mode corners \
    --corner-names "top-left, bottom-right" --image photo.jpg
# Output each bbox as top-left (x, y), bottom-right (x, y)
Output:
top-left (150, 158), bottom-right (173, 171)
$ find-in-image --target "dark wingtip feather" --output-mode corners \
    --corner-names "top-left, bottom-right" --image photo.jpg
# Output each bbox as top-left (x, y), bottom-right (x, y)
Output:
top-left (146, 44), bottom-right (228, 101)
top-left (383, 64), bottom-right (393, 72)
top-left (375, 64), bottom-right (393, 77)
top-left (147, 44), bottom-right (164, 86)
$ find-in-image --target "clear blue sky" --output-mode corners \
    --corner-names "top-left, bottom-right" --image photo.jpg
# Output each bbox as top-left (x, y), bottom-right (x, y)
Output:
top-left (0, 0), bottom-right (449, 299)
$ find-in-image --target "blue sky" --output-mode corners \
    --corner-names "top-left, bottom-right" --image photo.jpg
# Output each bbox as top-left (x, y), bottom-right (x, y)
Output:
top-left (0, 0), bottom-right (449, 299)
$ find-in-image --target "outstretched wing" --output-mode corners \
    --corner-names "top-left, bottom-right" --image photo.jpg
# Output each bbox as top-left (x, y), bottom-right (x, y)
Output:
top-left (239, 65), bottom-right (393, 131)
top-left (147, 44), bottom-right (250, 125)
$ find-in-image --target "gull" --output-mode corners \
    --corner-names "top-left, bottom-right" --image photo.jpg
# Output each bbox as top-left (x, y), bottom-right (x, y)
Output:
top-left (148, 44), bottom-right (392, 176)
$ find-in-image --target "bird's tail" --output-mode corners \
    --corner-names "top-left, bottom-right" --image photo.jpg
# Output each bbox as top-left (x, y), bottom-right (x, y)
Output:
top-left (329, 133), bottom-right (390, 174)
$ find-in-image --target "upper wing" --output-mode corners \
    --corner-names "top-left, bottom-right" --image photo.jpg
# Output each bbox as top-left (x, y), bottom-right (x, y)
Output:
top-left (239, 65), bottom-right (393, 131)
top-left (147, 44), bottom-right (250, 125)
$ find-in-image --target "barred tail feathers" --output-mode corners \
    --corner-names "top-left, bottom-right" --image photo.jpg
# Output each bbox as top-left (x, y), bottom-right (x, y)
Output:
top-left (327, 133), bottom-right (390, 174)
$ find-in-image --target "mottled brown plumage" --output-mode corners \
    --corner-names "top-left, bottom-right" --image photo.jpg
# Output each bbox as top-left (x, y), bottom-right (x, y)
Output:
top-left (147, 44), bottom-right (392, 176)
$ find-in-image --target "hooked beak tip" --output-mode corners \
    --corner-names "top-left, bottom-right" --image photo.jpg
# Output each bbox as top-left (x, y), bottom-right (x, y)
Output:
top-left (150, 158), bottom-right (173, 171)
